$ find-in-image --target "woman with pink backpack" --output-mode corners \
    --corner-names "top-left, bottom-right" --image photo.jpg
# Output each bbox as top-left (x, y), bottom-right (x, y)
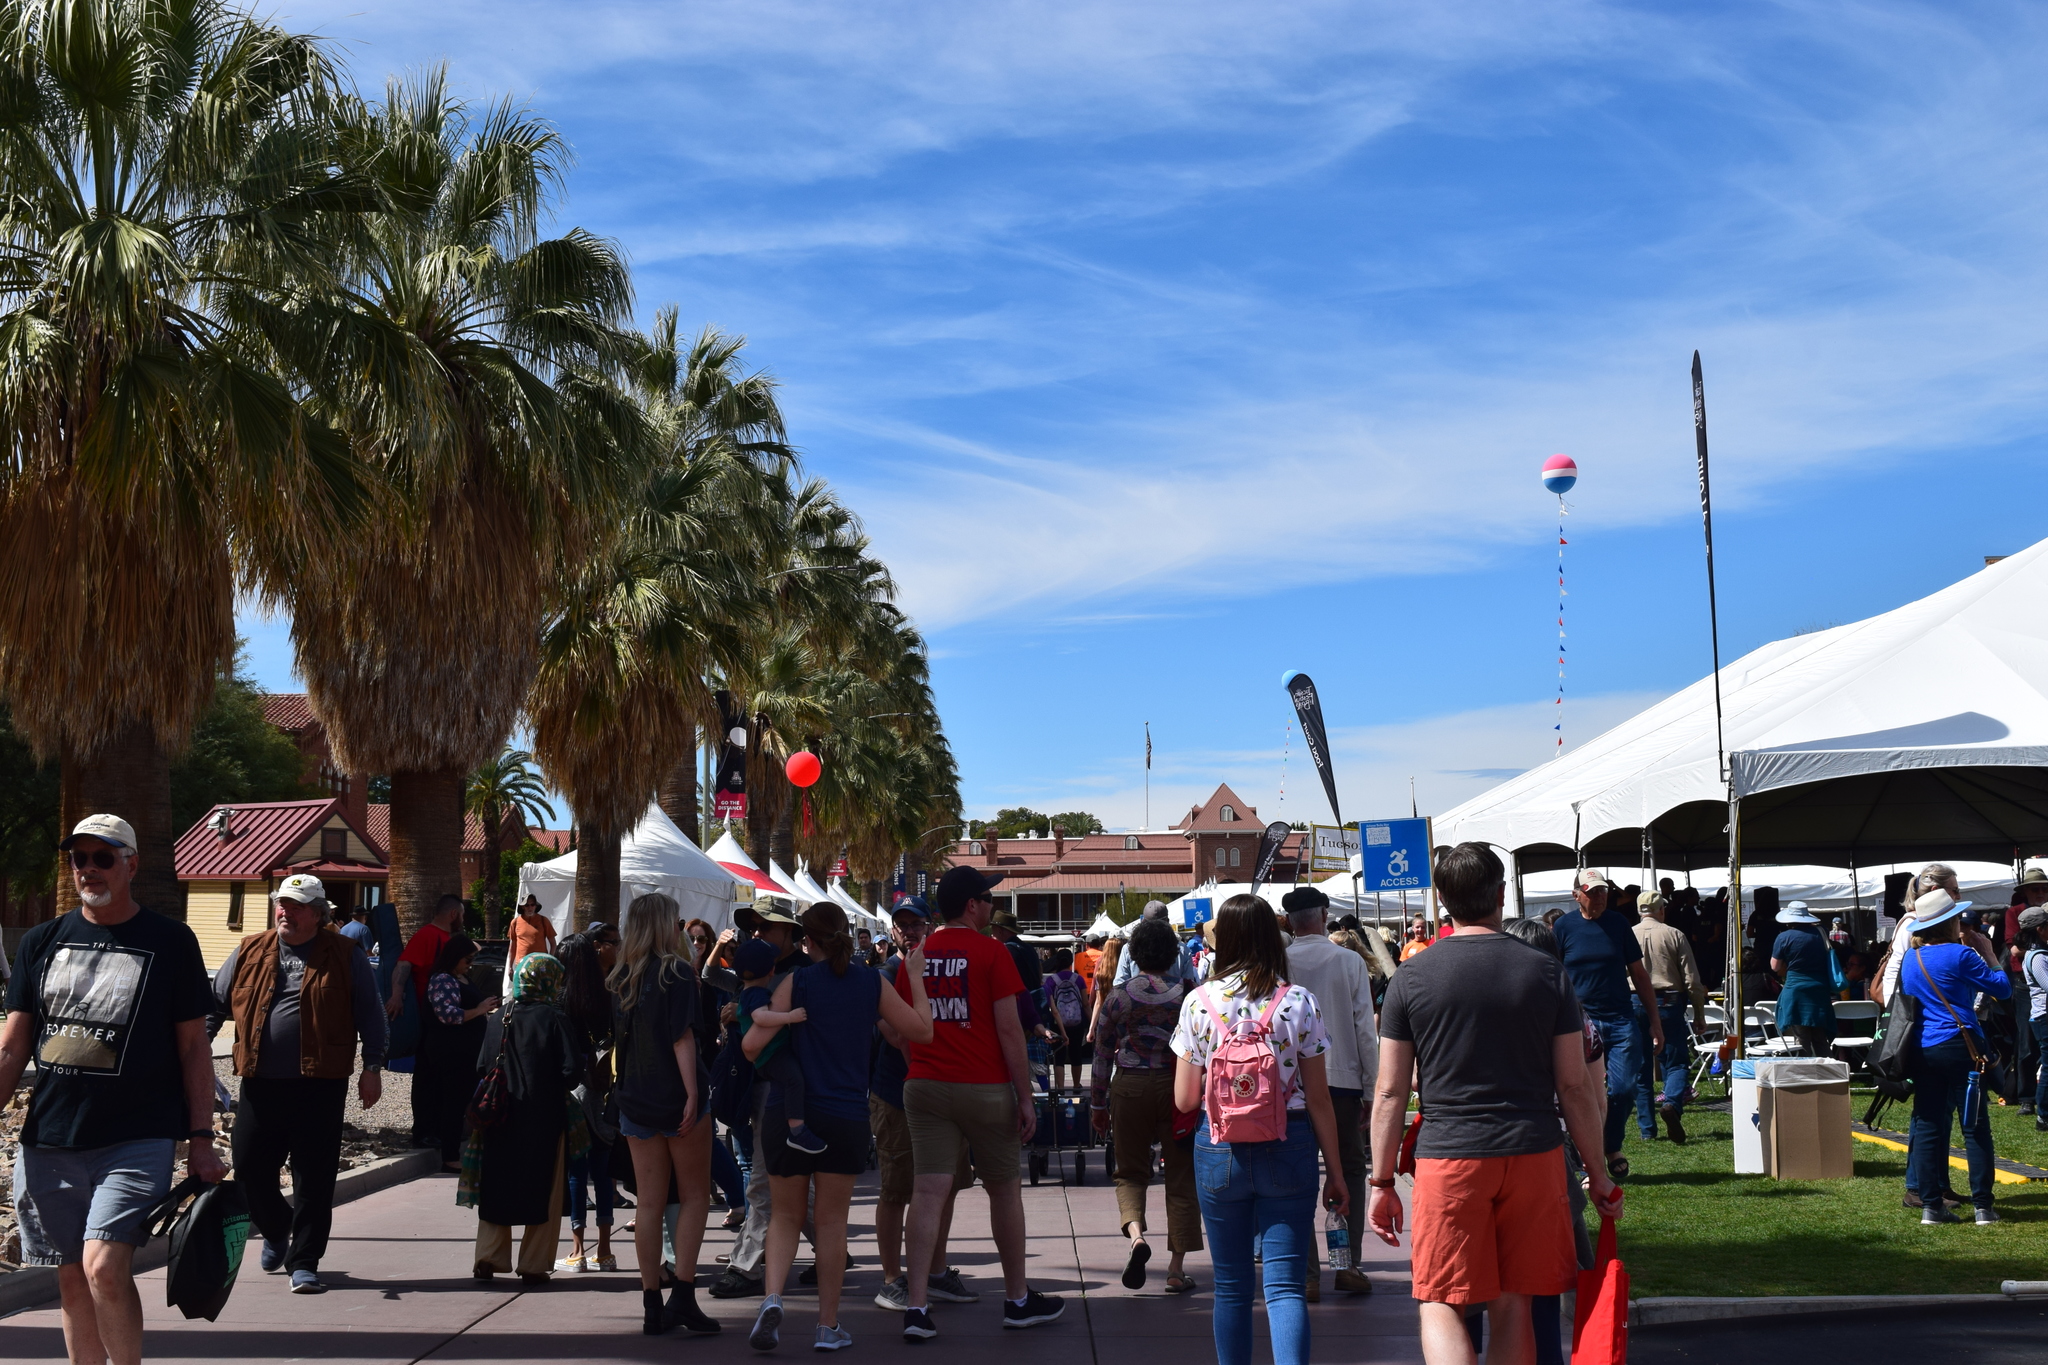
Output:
top-left (1171, 894), bottom-right (1350, 1365)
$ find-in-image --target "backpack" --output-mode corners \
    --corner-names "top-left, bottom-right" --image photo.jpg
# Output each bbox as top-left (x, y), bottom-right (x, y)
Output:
top-left (1199, 983), bottom-right (1295, 1143)
top-left (1049, 971), bottom-right (1087, 1027)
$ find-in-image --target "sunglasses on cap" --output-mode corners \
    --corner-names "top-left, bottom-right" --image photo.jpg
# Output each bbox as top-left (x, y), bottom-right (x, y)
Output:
top-left (69, 849), bottom-right (123, 870)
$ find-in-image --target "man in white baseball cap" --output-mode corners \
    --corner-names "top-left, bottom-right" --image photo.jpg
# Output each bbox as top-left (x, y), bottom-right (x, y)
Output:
top-left (209, 873), bottom-right (388, 1293)
top-left (1, 814), bottom-right (223, 1362)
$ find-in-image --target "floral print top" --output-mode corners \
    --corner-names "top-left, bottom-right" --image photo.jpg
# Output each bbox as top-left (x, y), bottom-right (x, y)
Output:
top-left (1171, 975), bottom-right (1330, 1111)
top-left (428, 971), bottom-right (467, 1027)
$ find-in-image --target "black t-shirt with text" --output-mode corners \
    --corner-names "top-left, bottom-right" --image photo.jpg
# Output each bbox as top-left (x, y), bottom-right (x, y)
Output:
top-left (6, 907), bottom-right (211, 1149)
top-left (1377, 930), bottom-right (1584, 1160)
top-left (613, 959), bottom-right (711, 1130)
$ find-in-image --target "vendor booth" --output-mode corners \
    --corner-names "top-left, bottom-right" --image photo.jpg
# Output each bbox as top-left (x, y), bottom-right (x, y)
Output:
top-left (516, 802), bottom-right (746, 938)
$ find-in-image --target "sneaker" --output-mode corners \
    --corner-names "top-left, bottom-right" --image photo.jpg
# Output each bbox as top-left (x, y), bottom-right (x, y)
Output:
top-left (1002, 1290), bottom-right (1065, 1329)
top-left (814, 1324), bottom-right (853, 1352)
top-left (1333, 1268), bottom-right (1374, 1295)
top-left (925, 1267), bottom-right (980, 1303)
top-left (750, 1300), bottom-right (783, 1351)
top-left (290, 1269), bottom-right (325, 1294)
top-left (711, 1266), bottom-right (766, 1299)
top-left (786, 1124), bottom-right (829, 1155)
top-left (260, 1240), bottom-right (286, 1274)
top-left (1922, 1203), bottom-right (1962, 1225)
top-left (1976, 1207), bottom-right (2001, 1225)
top-left (903, 1306), bottom-right (938, 1342)
top-left (874, 1276), bottom-right (910, 1311)
top-left (1658, 1102), bottom-right (1687, 1146)
top-left (554, 1254), bottom-right (587, 1272)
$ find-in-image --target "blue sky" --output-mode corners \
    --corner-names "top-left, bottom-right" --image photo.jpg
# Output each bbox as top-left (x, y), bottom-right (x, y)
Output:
top-left (249, 1), bottom-right (2048, 831)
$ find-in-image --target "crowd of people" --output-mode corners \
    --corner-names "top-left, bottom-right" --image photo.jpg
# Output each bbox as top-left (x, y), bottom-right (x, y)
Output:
top-left (3, 809), bottom-right (2041, 1365)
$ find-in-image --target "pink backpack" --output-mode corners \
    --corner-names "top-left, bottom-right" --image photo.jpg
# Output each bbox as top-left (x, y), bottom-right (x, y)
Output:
top-left (1200, 984), bottom-right (1295, 1143)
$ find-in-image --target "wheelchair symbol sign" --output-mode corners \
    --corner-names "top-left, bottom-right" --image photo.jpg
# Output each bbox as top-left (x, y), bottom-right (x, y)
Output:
top-left (1357, 817), bottom-right (1432, 893)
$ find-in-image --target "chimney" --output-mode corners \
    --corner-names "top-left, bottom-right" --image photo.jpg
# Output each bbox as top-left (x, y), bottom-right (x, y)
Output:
top-left (984, 834), bottom-right (998, 866)
top-left (1053, 825), bottom-right (1067, 861)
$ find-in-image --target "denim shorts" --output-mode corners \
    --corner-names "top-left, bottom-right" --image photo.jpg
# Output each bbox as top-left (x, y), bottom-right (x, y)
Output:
top-left (13, 1139), bottom-right (176, 1265)
top-left (618, 1110), bottom-right (684, 1140)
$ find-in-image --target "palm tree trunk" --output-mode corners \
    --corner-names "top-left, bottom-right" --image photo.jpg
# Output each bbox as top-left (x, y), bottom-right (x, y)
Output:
top-left (771, 795), bottom-right (796, 874)
top-left (482, 799), bottom-right (504, 939)
top-left (658, 723), bottom-right (698, 844)
top-left (58, 718), bottom-right (179, 920)
top-left (574, 825), bottom-right (621, 931)
top-left (389, 767), bottom-right (466, 938)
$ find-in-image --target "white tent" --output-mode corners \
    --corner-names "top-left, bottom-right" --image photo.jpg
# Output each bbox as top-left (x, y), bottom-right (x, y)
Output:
top-left (1082, 912), bottom-right (1125, 939)
top-left (1439, 539), bottom-right (2048, 871)
top-left (516, 802), bottom-right (744, 938)
top-left (1502, 861), bottom-right (2029, 919)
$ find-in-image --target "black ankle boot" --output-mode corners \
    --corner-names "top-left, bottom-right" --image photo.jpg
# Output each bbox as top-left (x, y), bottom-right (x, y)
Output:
top-left (666, 1279), bottom-right (721, 1335)
top-left (643, 1287), bottom-right (671, 1335)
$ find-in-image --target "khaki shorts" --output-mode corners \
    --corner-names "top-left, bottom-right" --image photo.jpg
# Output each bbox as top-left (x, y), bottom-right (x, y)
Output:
top-left (902, 1079), bottom-right (1020, 1184)
top-left (870, 1094), bottom-right (974, 1205)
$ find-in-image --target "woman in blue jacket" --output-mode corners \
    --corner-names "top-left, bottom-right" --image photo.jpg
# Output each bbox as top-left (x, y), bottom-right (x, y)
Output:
top-left (1900, 893), bottom-right (2011, 1224)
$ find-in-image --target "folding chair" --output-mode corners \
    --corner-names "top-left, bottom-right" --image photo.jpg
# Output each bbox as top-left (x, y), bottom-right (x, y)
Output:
top-left (1830, 999), bottom-right (1882, 1072)
top-left (1688, 1003), bottom-right (1730, 1095)
top-left (1743, 1005), bottom-right (1800, 1058)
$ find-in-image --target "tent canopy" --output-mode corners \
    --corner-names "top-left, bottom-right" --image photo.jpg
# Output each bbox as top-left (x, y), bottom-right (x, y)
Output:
top-left (1439, 539), bottom-right (2048, 871)
top-left (517, 802), bottom-right (743, 936)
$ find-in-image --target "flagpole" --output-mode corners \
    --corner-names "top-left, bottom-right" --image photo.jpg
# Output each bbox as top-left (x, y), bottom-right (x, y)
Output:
top-left (1694, 350), bottom-right (1739, 1046)
top-left (1144, 721), bottom-right (1152, 832)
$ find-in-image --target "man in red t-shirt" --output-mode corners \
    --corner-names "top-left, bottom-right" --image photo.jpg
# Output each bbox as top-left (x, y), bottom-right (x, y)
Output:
top-left (892, 866), bottom-right (1064, 1339)
top-left (385, 893), bottom-right (466, 1016)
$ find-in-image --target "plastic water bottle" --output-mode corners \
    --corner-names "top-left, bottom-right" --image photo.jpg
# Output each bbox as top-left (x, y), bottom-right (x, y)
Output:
top-left (1323, 1206), bottom-right (1351, 1271)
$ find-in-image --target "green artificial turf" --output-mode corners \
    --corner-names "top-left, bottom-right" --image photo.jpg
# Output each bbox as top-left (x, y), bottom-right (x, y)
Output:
top-left (1608, 1096), bottom-right (2048, 1298)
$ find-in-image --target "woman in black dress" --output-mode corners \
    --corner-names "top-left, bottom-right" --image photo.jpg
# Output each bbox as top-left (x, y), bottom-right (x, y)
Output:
top-left (467, 952), bottom-right (582, 1283)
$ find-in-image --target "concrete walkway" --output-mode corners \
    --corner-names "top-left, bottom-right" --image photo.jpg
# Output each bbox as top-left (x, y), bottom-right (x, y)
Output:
top-left (6, 1165), bottom-right (1427, 1363)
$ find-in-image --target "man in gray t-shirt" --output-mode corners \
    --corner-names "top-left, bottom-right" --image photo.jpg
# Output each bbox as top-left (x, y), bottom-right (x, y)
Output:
top-left (210, 875), bottom-right (386, 1292)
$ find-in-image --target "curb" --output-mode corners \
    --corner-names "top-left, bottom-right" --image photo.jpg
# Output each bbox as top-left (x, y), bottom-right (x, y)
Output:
top-left (1632, 1288), bottom-right (2048, 1328)
top-left (0, 1146), bottom-right (439, 1319)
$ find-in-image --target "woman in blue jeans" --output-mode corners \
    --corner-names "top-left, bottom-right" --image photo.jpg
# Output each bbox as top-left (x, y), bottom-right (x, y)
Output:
top-left (1899, 894), bottom-right (2010, 1224)
top-left (1172, 895), bottom-right (1348, 1365)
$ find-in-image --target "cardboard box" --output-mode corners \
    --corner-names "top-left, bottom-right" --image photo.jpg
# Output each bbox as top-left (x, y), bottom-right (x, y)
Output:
top-left (1756, 1058), bottom-right (1854, 1179)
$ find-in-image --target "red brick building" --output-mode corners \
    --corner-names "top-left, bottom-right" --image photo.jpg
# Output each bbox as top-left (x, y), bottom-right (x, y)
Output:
top-left (957, 784), bottom-right (1307, 930)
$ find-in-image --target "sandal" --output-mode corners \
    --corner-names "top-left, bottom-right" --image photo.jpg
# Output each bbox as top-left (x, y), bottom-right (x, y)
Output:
top-left (1165, 1273), bottom-right (1199, 1295)
top-left (1121, 1240), bottom-right (1151, 1290)
top-left (722, 1209), bottom-right (745, 1230)
top-left (1606, 1155), bottom-right (1630, 1183)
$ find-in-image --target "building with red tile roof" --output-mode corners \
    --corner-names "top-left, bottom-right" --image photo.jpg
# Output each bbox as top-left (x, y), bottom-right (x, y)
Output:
top-left (261, 693), bottom-right (369, 833)
top-left (953, 783), bottom-right (1306, 929)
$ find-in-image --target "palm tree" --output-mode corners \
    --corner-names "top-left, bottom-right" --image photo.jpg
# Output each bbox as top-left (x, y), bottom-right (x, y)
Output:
top-left (281, 72), bottom-right (647, 935)
top-left (0, 0), bottom-right (367, 915)
top-left (529, 448), bottom-right (757, 928)
top-left (626, 308), bottom-right (792, 842)
top-left (464, 747), bottom-right (553, 937)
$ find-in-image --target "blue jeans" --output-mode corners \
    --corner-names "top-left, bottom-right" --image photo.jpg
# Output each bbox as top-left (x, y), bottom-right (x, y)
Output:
top-left (1633, 999), bottom-right (1692, 1136)
top-left (568, 1136), bottom-right (614, 1231)
top-left (1194, 1113), bottom-right (1317, 1365)
top-left (1587, 1013), bottom-right (1640, 1155)
top-left (1908, 1038), bottom-right (1995, 1210)
top-left (710, 1126), bottom-right (747, 1209)
top-left (2033, 1019), bottom-right (2048, 1117)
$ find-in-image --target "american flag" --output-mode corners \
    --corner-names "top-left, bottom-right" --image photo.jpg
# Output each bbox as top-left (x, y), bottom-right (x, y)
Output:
top-left (1145, 722), bottom-right (1152, 770)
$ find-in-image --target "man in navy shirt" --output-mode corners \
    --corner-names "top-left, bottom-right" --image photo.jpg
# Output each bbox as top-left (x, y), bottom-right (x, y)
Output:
top-left (1551, 869), bottom-right (1663, 1178)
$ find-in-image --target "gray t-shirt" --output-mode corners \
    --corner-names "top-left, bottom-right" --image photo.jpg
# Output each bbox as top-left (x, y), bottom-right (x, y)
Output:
top-left (211, 937), bottom-right (387, 1077)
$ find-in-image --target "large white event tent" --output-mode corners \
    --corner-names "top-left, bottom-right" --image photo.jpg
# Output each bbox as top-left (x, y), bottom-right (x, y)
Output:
top-left (1437, 538), bottom-right (2048, 876)
top-left (516, 802), bottom-right (745, 937)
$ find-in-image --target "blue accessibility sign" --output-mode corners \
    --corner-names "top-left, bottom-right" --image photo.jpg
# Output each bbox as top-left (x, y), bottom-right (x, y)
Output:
top-left (1356, 818), bottom-right (1433, 894)
top-left (1179, 897), bottom-right (1213, 927)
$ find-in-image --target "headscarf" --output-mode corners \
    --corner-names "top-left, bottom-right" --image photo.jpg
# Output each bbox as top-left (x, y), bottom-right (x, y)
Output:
top-left (510, 951), bottom-right (564, 1005)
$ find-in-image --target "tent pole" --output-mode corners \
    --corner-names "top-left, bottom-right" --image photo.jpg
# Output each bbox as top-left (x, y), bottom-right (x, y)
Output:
top-left (1728, 790), bottom-right (1743, 1059)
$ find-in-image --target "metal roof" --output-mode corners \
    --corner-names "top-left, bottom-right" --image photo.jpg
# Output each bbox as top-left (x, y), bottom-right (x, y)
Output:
top-left (175, 798), bottom-right (386, 882)
top-left (261, 693), bottom-right (318, 734)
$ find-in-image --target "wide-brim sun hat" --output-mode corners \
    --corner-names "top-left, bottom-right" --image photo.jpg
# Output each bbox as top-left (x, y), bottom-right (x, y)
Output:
top-left (1911, 888), bottom-right (1971, 931)
top-left (1776, 901), bottom-right (1819, 925)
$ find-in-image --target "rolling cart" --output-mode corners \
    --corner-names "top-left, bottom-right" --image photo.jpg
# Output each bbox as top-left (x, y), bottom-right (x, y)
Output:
top-left (1028, 1086), bottom-right (1104, 1185)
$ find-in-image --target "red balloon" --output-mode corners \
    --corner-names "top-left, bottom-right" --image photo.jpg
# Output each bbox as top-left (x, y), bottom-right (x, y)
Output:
top-left (785, 751), bottom-right (822, 788)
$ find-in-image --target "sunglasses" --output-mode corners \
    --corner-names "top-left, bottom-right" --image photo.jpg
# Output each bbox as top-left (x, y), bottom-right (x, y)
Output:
top-left (69, 849), bottom-right (121, 870)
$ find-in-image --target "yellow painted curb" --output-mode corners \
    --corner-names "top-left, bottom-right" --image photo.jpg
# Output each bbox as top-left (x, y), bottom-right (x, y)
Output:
top-left (1850, 1128), bottom-right (2036, 1184)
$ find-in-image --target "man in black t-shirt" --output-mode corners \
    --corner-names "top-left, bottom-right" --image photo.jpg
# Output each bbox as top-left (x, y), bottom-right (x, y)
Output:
top-left (1, 814), bottom-right (224, 1363)
top-left (1368, 843), bottom-right (1620, 1365)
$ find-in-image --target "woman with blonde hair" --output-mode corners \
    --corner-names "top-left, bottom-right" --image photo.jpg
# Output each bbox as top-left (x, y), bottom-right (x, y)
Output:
top-left (744, 902), bottom-right (932, 1352)
top-left (609, 893), bottom-right (719, 1337)
top-left (1087, 937), bottom-right (1124, 1043)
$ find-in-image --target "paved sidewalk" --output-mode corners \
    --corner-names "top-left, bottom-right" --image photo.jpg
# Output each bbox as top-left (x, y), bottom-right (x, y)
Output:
top-left (5, 1164), bottom-right (1427, 1363)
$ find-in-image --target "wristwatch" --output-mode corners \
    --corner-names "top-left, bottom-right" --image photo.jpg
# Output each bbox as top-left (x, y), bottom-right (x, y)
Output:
top-left (1367, 1176), bottom-right (1397, 1189)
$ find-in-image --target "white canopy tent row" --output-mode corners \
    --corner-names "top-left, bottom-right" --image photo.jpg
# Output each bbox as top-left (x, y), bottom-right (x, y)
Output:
top-left (1505, 861), bottom-right (2035, 920)
top-left (515, 802), bottom-right (748, 940)
top-left (702, 830), bottom-right (887, 935)
top-left (1437, 536), bottom-right (2048, 877)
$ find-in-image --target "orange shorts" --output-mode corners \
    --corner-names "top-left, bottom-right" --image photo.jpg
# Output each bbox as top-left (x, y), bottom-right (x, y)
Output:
top-left (1409, 1149), bottom-right (1576, 1305)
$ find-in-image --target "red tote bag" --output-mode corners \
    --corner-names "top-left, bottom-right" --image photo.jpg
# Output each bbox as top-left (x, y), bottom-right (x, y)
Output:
top-left (1570, 1217), bottom-right (1629, 1365)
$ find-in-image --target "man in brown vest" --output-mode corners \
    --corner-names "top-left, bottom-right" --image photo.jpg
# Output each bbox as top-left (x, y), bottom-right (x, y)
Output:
top-left (210, 874), bottom-right (387, 1294)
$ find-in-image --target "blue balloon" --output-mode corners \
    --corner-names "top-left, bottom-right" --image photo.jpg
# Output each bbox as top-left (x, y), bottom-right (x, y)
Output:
top-left (1281, 669), bottom-right (1301, 687)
